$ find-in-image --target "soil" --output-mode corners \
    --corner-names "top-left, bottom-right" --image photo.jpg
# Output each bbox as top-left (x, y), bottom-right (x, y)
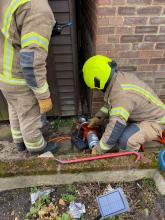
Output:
top-left (0, 179), bottom-right (164, 220)
top-left (0, 121), bottom-right (73, 161)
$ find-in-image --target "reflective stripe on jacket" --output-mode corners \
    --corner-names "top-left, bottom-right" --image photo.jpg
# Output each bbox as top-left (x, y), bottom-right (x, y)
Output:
top-left (96, 71), bottom-right (165, 150)
top-left (0, 0), bottom-right (55, 99)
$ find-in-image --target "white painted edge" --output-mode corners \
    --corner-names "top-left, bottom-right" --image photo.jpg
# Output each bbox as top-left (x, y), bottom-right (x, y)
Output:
top-left (0, 169), bottom-right (164, 195)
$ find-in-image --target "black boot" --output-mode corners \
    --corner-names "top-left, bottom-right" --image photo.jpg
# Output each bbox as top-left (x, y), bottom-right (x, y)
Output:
top-left (30, 142), bottom-right (57, 155)
top-left (15, 143), bottom-right (26, 152)
top-left (41, 141), bottom-right (58, 154)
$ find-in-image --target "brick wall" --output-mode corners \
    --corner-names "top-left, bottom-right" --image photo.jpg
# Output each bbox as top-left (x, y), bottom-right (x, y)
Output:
top-left (82, 0), bottom-right (165, 115)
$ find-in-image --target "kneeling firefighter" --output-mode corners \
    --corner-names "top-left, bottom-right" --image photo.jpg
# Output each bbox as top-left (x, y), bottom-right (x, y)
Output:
top-left (82, 55), bottom-right (165, 153)
top-left (0, 0), bottom-right (56, 154)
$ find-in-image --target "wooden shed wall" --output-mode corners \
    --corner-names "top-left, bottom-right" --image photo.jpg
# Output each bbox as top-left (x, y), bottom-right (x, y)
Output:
top-left (48, 0), bottom-right (79, 117)
top-left (0, 0), bottom-right (79, 120)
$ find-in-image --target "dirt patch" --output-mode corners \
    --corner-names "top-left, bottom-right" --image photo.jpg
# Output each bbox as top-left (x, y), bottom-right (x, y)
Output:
top-left (0, 141), bottom-right (28, 161)
top-left (0, 179), bottom-right (164, 220)
top-left (0, 120), bottom-right (73, 161)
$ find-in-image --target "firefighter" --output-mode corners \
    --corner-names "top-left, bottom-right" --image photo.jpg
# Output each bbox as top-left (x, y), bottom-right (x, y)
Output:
top-left (0, 0), bottom-right (57, 154)
top-left (82, 55), bottom-right (165, 153)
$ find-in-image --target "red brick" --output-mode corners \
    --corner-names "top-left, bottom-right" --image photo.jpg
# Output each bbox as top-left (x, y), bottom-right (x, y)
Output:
top-left (108, 35), bottom-right (120, 43)
top-left (139, 51), bottom-right (164, 58)
top-left (137, 65), bottom-right (158, 71)
top-left (135, 26), bottom-right (158, 33)
top-left (98, 7), bottom-right (116, 16)
top-left (115, 27), bottom-right (134, 34)
top-left (153, 0), bottom-right (165, 4)
top-left (98, 0), bottom-right (112, 5)
top-left (96, 35), bottom-right (108, 45)
top-left (109, 17), bottom-right (124, 26)
top-left (118, 51), bottom-right (139, 58)
top-left (150, 58), bottom-right (165, 64)
top-left (95, 50), bottom-right (108, 56)
top-left (119, 66), bottom-right (137, 71)
top-left (97, 27), bottom-right (115, 35)
top-left (98, 17), bottom-right (109, 26)
top-left (96, 50), bottom-right (119, 58)
top-left (116, 58), bottom-right (129, 65)
top-left (129, 59), bottom-right (149, 65)
top-left (160, 26), bottom-right (165, 33)
top-left (155, 43), bottom-right (165, 49)
top-left (124, 17), bottom-right (148, 25)
top-left (132, 43), bottom-right (155, 50)
top-left (98, 16), bottom-right (123, 27)
top-left (137, 7), bottom-right (162, 15)
top-left (118, 7), bottom-right (136, 15)
top-left (96, 44), bottom-right (115, 51)
top-left (127, 0), bottom-right (152, 5)
top-left (159, 65), bottom-right (165, 71)
top-left (112, 0), bottom-right (126, 5)
top-left (150, 17), bottom-right (165, 25)
top-left (106, 50), bottom-right (119, 58)
top-left (144, 35), bottom-right (165, 42)
top-left (120, 35), bottom-right (143, 43)
top-left (115, 43), bottom-right (131, 50)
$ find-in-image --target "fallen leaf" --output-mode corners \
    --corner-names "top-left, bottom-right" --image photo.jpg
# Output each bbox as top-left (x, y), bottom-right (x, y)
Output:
top-left (59, 198), bottom-right (66, 206)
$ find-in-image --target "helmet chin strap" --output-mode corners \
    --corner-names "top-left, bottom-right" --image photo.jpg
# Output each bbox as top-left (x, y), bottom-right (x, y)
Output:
top-left (101, 61), bottom-right (118, 93)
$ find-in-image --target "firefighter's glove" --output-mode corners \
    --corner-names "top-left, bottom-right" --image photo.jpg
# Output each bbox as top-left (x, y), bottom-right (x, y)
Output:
top-left (38, 97), bottom-right (53, 114)
top-left (88, 117), bottom-right (102, 128)
top-left (92, 145), bottom-right (104, 155)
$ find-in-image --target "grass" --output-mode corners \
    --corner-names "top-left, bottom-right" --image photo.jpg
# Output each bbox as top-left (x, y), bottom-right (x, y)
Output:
top-left (52, 117), bottom-right (76, 129)
top-left (141, 178), bottom-right (157, 191)
top-left (61, 194), bottom-right (75, 202)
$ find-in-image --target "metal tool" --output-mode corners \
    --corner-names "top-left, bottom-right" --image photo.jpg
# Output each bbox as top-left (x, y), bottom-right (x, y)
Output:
top-left (52, 21), bottom-right (73, 36)
top-left (71, 117), bottom-right (102, 151)
top-left (55, 151), bottom-right (141, 164)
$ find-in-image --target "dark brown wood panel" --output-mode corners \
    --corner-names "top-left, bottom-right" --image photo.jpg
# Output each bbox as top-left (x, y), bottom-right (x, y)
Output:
top-left (52, 35), bottom-right (72, 45)
top-left (58, 86), bottom-right (75, 93)
top-left (54, 55), bottom-right (73, 63)
top-left (55, 63), bottom-right (73, 71)
top-left (49, 1), bottom-right (69, 13)
top-left (52, 45), bottom-right (72, 54)
top-left (59, 92), bottom-right (75, 99)
top-left (61, 105), bottom-right (76, 111)
top-left (57, 79), bottom-right (74, 86)
top-left (54, 13), bottom-right (70, 23)
top-left (56, 71), bottom-right (74, 79)
top-left (60, 99), bottom-right (75, 105)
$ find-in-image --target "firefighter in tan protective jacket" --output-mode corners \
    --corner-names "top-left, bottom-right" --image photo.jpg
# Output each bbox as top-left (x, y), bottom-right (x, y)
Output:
top-left (82, 55), bottom-right (165, 153)
top-left (0, 0), bottom-right (57, 153)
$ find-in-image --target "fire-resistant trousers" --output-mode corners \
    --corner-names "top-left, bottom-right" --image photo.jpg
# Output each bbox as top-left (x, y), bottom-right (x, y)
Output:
top-left (118, 121), bottom-right (165, 151)
top-left (2, 88), bottom-right (47, 152)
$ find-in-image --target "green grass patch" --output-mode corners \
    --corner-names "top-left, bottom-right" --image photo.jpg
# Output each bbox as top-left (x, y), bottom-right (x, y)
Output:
top-left (53, 117), bottom-right (76, 129)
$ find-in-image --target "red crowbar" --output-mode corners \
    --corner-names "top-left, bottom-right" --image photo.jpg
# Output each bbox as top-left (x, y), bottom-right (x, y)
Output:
top-left (55, 151), bottom-right (141, 164)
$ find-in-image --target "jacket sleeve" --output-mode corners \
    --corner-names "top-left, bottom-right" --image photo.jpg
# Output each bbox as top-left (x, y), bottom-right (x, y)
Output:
top-left (96, 95), bottom-right (135, 152)
top-left (95, 103), bottom-right (110, 119)
top-left (17, 1), bottom-right (56, 100)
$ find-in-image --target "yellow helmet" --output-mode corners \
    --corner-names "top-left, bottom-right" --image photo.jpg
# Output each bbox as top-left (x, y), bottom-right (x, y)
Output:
top-left (82, 55), bottom-right (115, 90)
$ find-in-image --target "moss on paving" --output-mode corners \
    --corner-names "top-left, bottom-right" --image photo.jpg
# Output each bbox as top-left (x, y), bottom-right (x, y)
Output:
top-left (0, 153), bottom-right (160, 178)
top-left (160, 171), bottom-right (165, 180)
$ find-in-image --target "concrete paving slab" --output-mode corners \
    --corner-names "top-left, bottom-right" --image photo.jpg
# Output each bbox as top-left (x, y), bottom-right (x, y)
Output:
top-left (0, 169), bottom-right (164, 195)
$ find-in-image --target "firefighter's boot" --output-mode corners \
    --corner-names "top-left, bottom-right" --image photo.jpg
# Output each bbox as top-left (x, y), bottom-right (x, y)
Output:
top-left (15, 143), bottom-right (26, 152)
